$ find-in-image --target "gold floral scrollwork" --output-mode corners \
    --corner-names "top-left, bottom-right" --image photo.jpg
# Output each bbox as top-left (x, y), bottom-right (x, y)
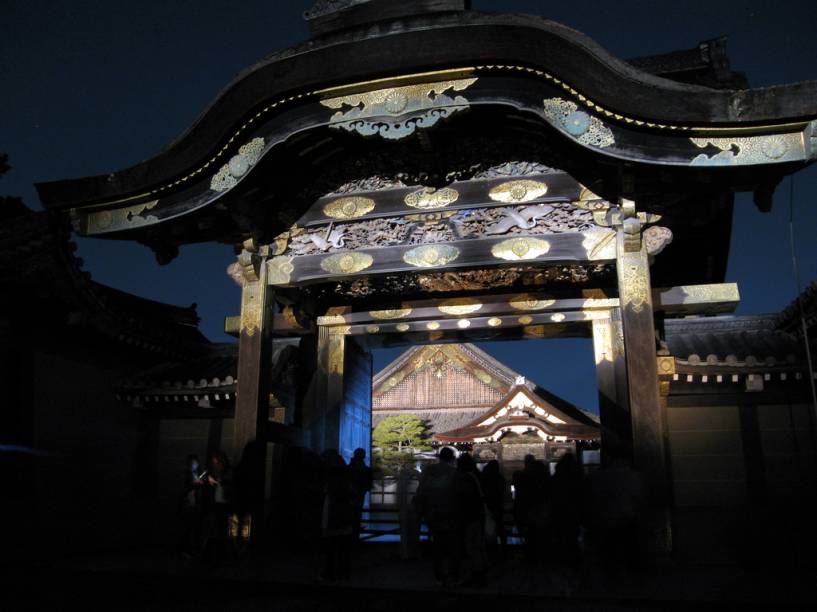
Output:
top-left (620, 263), bottom-right (650, 314)
top-left (240, 287), bottom-right (263, 337)
top-left (488, 180), bottom-right (548, 204)
top-left (370, 307), bottom-right (412, 320)
top-left (491, 237), bottom-right (550, 261)
top-left (241, 303), bottom-right (262, 337)
top-left (403, 244), bottom-right (460, 268)
top-left (518, 315), bottom-right (534, 325)
top-left (426, 321), bottom-right (440, 330)
top-left (366, 325), bottom-right (380, 334)
top-left (320, 78), bottom-right (478, 140)
top-left (87, 200), bottom-right (159, 234)
top-left (327, 335), bottom-right (345, 374)
top-left (404, 187), bottom-right (459, 209)
top-left (210, 137), bottom-right (265, 192)
top-left (689, 133), bottom-right (802, 166)
top-left (323, 196), bottom-right (376, 220)
top-left (542, 98), bottom-right (614, 148)
top-left (267, 256), bottom-right (295, 286)
top-left (438, 298), bottom-right (482, 316)
top-left (509, 294), bottom-right (556, 311)
top-left (320, 252), bottom-right (374, 275)
top-left (396, 323), bottom-right (410, 332)
top-left (487, 317), bottom-right (502, 327)
top-left (550, 313), bottom-right (566, 322)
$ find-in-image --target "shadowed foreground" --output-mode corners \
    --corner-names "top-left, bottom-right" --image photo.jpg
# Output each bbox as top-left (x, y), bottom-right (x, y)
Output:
top-left (3, 543), bottom-right (815, 612)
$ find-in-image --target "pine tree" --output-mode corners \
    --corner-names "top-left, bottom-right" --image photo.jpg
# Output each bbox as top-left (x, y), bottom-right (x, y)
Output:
top-left (372, 415), bottom-right (431, 453)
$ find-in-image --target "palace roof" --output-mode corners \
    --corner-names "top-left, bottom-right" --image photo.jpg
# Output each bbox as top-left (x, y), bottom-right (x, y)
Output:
top-left (0, 205), bottom-right (208, 359)
top-left (372, 342), bottom-right (598, 441)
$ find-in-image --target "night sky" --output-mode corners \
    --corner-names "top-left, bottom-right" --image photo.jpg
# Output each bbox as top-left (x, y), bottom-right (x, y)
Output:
top-left (2, 0), bottom-right (816, 413)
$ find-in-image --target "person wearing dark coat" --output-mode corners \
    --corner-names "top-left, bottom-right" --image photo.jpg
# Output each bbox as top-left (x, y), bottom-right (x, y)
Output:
top-left (457, 453), bottom-right (488, 587)
top-left (480, 460), bottom-right (507, 556)
top-left (414, 447), bottom-right (464, 586)
top-left (512, 454), bottom-right (550, 561)
top-left (549, 452), bottom-right (584, 564)
top-left (348, 447), bottom-right (373, 542)
top-left (320, 450), bottom-right (354, 580)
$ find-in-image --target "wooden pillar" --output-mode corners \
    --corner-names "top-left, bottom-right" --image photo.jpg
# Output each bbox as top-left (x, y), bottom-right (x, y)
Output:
top-left (615, 199), bottom-right (671, 551)
top-left (233, 246), bottom-right (274, 546)
top-left (312, 318), bottom-right (348, 454)
top-left (592, 308), bottom-right (631, 462)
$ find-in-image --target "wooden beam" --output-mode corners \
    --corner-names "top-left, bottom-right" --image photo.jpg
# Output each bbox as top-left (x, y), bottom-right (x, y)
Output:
top-left (616, 224), bottom-right (672, 552)
top-left (314, 283), bottom-right (740, 329)
top-left (270, 230), bottom-right (618, 287)
top-left (299, 172), bottom-right (581, 226)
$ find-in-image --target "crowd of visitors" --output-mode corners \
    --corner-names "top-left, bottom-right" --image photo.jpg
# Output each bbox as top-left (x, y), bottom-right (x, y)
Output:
top-left (176, 445), bottom-right (646, 587)
top-left (411, 447), bottom-right (647, 587)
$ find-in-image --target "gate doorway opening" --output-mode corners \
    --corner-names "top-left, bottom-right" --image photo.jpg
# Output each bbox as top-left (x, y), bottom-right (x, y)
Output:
top-left (363, 337), bottom-right (600, 543)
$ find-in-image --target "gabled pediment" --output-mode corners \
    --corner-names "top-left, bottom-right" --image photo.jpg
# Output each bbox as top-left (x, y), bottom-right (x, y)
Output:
top-left (434, 383), bottom-right (599, 443)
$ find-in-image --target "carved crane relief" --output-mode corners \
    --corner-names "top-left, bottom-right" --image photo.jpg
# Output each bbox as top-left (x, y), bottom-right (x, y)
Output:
top-left (486, 204), bottom-right (555, 235)
top-left (308, 223), bottom-right (347, 251)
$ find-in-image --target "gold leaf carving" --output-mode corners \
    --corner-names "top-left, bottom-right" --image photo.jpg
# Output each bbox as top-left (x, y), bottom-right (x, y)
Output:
top-left (320, 252), bottom-right (374, 274)
top-left (320, 78), bottom-right (477, 140)
top-left (211, 137), bottom-right (265, 192)
top-left (509, 294), bottom-right (556, 311)
top-left (404, 187), bottom-right (459, 210)
top-left (518, 315), bottom-right (534, 325)
top-left (366, 325), bottom-right (380, 334)
top-left (457, 319), bottom-right (471, 329)
top-left (327, 334), bottom-right (345, 374)
top-left (488, 180), bottom-right (548, 203)
top-left (396, 323), bottom-right (410, 332)
top-left (370, 307), bottom-right (412, 320)
top-left (240, 300), bottom-right (262, 337)
top-left (267, 256), bottom-right (294, 286)
top-left (491, 237), bottom-right (550, 261)
top-left (550, 313), bottom-right (566, 322)
top-left (689, 133), bottom-right (802, 166)
top-left (620, 263), bottom-right (650, 313)
top-left (323, 196), bottom-right (375, 220)
top-left (572, 185), bottom-right (609, 211)
top-left (438, 298), bottom-right (483, 316)
top-left (542, 98), bottom-right (614, 148)
top-left (87, 200), bottom-right (159, 234)
top-left (487, 317), bottom-right (502, 327)
top-left (426, 321), bottom-right (440, 330)
top-left (403, 244), bottom-right (460, 267)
